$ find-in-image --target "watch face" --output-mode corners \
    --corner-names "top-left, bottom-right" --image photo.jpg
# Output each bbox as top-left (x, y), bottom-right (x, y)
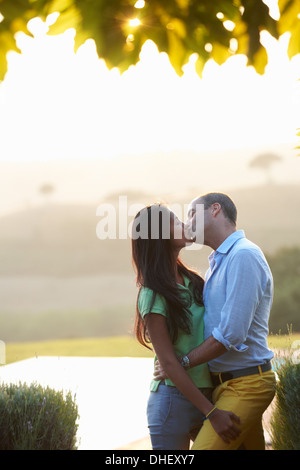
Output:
top-left (181, 356), bottom-right (189, 368)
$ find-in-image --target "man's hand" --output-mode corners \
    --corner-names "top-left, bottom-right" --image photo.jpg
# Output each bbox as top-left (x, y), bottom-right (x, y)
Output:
top-left (153, 359), bottom-right (169, 381)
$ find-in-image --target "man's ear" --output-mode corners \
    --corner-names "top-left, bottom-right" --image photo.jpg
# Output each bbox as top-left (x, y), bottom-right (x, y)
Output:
top-left (211, 203), bottom-right (222, 217)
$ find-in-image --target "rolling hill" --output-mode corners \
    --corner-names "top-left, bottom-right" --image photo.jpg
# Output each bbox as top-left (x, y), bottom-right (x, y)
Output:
top-left (0, 183), bottom-right (299, 341)
top-left (0, 183), bottom-right (299, 277)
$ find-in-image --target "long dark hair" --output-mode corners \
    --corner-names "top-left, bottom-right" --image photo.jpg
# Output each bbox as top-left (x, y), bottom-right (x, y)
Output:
top-left (131, 204), bottom-right (204, 350)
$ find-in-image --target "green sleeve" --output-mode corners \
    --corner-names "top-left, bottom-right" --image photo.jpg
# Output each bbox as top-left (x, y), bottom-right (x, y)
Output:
top-left (138, 287), bottom-right (167, 319)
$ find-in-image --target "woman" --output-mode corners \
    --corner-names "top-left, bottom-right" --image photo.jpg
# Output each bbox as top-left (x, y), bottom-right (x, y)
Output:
top-left (131, 204), bottom-right (240, 450)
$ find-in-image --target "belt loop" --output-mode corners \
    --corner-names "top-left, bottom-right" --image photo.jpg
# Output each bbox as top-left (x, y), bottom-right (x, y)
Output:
top-left (219, 372), bottom-right (223, 384)
top-left (258, 365), bottom-right (262, 376)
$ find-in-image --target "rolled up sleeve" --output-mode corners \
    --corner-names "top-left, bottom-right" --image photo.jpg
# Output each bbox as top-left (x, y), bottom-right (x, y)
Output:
top-left (212, 250), bottom-right (268, 352)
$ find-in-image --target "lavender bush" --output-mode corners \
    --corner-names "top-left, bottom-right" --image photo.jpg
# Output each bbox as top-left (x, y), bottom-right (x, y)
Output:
top-left (271, 359), bottom-right (300, 450)
top-left (0, 382), bottom-right (79, 450)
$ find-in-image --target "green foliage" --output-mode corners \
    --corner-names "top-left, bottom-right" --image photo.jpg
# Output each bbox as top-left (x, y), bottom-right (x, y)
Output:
top-left (0, 382), bottom-right (79, 450)
top-left (267, 247), bottom-right (300, 334)
top-left (278, 0), bottom-right (300, 59)
top-left (0, 0), bottom-right (300, 80)
top-left (271, 359), bottom-right (300, 450)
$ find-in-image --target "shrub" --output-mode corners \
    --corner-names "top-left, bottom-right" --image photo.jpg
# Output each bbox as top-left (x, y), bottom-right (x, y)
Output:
top-left (271, 359), bottom-right (300, 450)
top-left (0, 382), bottom-right (79, 450)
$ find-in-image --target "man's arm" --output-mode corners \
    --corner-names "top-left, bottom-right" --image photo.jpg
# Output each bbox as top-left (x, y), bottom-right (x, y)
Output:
top-left (187, 249), bottom-right (268, 368)
top-left (186, 335), bottom-right (227, 368)
top-left (153, 335), bottom-right (226, 380)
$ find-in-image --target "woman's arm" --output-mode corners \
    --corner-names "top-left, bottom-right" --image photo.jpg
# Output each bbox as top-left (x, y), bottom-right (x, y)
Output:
top-left (146, 313), bottom-right (241, 444)
top-left (147, 313), bottom-right (213, 415)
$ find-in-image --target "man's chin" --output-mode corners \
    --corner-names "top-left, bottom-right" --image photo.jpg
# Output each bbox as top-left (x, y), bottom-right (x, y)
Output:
top-left (192, 236), bottom-right (204, 245)
top-left (184, 234), bottom-right (200, 246)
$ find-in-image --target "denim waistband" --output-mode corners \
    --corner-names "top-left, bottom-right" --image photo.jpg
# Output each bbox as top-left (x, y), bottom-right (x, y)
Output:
top-left (158, 382), bottom-right (213, 400)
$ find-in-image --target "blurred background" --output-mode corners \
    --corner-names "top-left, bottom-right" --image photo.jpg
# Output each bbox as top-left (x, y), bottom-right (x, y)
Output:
top-left (0, 4), bottom-right (300, 359)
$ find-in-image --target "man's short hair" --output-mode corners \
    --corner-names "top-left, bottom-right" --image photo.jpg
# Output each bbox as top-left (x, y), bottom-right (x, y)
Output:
top-left (200, 192), bottom-right (237, 226)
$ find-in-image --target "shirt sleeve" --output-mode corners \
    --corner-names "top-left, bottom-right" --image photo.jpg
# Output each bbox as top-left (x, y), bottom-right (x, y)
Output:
top-left (138, 287), bottom-right (167, 319)
top-left (211, 249), bottom-right (270, 352)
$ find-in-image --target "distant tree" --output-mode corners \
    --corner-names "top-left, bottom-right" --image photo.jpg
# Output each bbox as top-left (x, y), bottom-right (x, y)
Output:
top-left (0, 0), bottom-right (300, 80)
top-left (36, 183), bottom-right (55, 241)
top-left (38, 183), bottom-right (55, 202)
top-left (249, 153), bottom-right (282, 184)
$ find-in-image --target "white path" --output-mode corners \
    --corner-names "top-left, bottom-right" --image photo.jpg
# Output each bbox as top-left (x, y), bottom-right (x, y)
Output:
top-left (0, 356), bottom-right (154, 450)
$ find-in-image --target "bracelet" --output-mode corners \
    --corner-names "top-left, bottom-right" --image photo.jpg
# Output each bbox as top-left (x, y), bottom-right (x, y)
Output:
top-left (203, 406), bottom-right (217, 421)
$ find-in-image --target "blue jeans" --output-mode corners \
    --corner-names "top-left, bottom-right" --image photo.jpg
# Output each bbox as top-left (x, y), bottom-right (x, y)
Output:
top-left (147, 384), bottom-right (212, 450)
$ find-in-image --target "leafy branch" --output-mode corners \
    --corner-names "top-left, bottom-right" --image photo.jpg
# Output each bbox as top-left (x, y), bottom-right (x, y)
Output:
top-left (0, 0), bottom-right (299, 80)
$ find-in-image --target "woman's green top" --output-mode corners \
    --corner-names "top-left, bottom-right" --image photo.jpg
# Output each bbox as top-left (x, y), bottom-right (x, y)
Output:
top-left (138, 274), bottom-right (213, 392)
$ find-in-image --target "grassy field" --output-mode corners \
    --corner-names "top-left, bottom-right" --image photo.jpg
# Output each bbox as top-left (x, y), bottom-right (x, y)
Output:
top-left (267, 332), bottom-right (300, 351)
top-left (4, 336), bottom-right (154, 365)
top-left (3, 333), bottom-right (300, 366)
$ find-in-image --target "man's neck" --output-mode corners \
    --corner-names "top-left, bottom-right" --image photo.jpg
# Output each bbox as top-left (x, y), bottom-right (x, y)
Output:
top-left (207, 226), bottom-right (236, 251)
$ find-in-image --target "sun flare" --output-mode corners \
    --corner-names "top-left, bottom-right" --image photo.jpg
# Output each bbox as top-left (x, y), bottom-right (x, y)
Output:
top-left (129, 18), bottom-right (141, 27)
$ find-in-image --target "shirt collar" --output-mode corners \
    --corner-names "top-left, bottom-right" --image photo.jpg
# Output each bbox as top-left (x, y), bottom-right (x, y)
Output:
top-left (178, 274), bottom-right (191, 289)
top-left (215, 230), bottom-right (245, 255)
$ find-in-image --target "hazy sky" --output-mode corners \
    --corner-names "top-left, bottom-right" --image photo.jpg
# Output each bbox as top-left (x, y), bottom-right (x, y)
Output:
top-left (1, 15), bottom-right (300, 159)
top-left (0, 13), bottom-right (299, 215)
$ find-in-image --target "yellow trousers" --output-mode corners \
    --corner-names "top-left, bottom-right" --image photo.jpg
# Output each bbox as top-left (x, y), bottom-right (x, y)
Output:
top-left (192, 369), bottom-right (276, 450)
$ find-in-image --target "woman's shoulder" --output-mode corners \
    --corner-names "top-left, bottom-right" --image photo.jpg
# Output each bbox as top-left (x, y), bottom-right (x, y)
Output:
top-left (139, 285), bottom-right (154, 297)
top-left (138, 286), bottom-right (167, 318)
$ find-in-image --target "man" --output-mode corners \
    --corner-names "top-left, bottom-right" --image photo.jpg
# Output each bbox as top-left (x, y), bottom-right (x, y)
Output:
top-left (155, 192), bottom-right (276, 450)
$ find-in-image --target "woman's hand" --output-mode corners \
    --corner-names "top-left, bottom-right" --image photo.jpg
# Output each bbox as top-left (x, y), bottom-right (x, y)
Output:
top-left (153, 359), bottom-right (169, 381)
top-left (208, 408), bottom-right (241, 444)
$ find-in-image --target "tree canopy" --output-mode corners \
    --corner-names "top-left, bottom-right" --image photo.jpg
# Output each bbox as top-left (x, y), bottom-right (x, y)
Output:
top-left (0, 0), bottom-right (300, 81)
top-left (249, 153), bottom-right (282, 169)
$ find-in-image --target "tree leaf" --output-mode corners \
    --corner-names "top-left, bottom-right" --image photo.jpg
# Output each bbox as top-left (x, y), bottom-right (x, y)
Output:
top-left (46, 0), bottom-right (75, 15)
top-left (287, 23), bottom-right (300, 58)
top-left (166, 28), bottom-right (188, 75)
top-left (47, 5), bottom-right (81, 35)
top-left (250, 43), bottom-right (268, 74)
top-left (0, 28), bottom-right (20, 80)
top-left (0, 50), bottom-right (8, 81)
top-left (278, 0), bottom-right (300, 33)
top-left (218, 1), bottom-right (240, 21)
top-left (194, 53), bottom-right (206, 78)
top-left (73, 27), bottom-right (92, 52)
top-left (211, 42), bottom-right (230, 65)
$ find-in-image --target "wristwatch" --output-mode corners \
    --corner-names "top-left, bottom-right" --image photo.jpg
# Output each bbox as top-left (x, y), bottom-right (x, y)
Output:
top-left (180, 355), bottom-right (191, 370)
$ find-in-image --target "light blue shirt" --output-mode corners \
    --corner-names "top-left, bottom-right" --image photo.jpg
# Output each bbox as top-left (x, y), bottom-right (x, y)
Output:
top-left (203, 230), bottom-right (274, 373)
